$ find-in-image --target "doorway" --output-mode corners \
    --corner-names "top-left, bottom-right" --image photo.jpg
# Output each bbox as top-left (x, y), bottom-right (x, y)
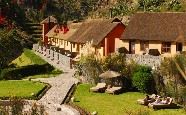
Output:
top-left (129, 41), bottom-right (135, 54)
top-left (176, 42), bottom-right (183, 52)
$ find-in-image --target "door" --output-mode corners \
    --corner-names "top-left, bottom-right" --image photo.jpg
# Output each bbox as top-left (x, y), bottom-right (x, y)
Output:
top-left (129, 41), bottom-right (135, 54)
top-left (176, 42), bottom-right (183, 52)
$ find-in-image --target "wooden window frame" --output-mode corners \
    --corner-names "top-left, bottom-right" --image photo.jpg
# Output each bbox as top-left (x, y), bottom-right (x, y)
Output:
top-left (140, 41), bottom-right (149, 51)
top-left (161, 42), bottom-right (171, 53)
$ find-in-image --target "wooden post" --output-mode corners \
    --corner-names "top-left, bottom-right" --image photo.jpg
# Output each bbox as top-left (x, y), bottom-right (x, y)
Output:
top-left (105, 38), bottom-right (108, 56)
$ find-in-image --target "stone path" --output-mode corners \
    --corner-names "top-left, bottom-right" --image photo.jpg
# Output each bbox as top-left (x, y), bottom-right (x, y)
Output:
top-left (32, 50), bottom-right (80, 115)
top-left (34, 51), bottom-right (70, 72)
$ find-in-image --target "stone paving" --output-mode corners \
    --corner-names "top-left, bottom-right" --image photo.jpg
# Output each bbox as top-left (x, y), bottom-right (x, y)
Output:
top-left (32, 49), bottom-right (80, 115)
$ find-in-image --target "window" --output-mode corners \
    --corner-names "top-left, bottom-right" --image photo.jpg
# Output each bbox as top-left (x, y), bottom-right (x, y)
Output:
top-left (162, 42), bottom-right (171, 53)
top-left (140, 41), bottom-right (149, 51)
top-left (73, 43), bottom-right (75, 48)
top-left (61, 40), bottom-right (63, 45)
top-left (49, 38), bottom-right (52, 44)
top-left (52, 38), bottom-right (55, 42)
top-left (176, 42), bottom-right (182, 52)
top-left (77, 45), bottom-right (80, 51)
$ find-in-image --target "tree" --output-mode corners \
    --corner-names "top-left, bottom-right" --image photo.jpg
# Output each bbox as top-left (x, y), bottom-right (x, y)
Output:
top-left (0, 29), bottom-right (23, 68)
top-left (102, 53), bottom-right (127, 76)
top-left (0, 0), bottom-right (26, 27)
top-left (46, 0), bottom-right (81, 24)
top-left (75, 54), bottom-right (102, 84)
top-left (111, 0), bottom-right (137, 17)
top-left (79, 0), bottom-right (96, 17)
top-left (160, 55), bottom-right (186, 101)
top-left (138, 0), bottom-right (165, 11)
top-left (166, 0), bottom-right (183, 11)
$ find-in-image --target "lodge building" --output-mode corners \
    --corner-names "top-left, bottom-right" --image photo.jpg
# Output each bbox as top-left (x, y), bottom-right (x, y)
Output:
top-left (39, 12), bottom-right (186, 60)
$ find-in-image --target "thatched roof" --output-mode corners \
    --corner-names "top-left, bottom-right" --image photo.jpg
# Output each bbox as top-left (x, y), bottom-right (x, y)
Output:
top-left (40, 16), bottom-right (57, 24)
top-left (45, 25), bottom-right (58, 38)
top-left (68, 18), bottom-right (123, 45)
top-left (56, 23), bottom-right (82, 40)
top-left (121, 12), bottom-right (186, 42)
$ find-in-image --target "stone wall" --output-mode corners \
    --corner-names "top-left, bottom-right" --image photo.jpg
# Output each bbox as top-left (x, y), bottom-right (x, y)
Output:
top-left (33, 44), bottom-right (162, 69)
top-left (126, 54), bottom-right (161, 68)
top-left (33, 44), bottom-right (71, 69)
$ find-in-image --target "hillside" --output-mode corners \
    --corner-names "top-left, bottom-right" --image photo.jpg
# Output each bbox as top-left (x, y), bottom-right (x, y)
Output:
top-left (90, 0), bottom-right (186, 19)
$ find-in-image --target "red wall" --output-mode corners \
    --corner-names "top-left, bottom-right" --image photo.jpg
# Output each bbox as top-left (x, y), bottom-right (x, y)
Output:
top-left (43, 22), bottom-right (55, 46)
top-left (104, 23), bottom-right (125, 56)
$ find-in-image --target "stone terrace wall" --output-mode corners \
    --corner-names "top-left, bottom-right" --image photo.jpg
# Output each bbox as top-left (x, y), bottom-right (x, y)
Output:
top-left (126, 54), bottom-right (161, 68)
top-left (33, 44), bottom-right (71, 69)
top-left (33, 44), bottom-right (162, 69)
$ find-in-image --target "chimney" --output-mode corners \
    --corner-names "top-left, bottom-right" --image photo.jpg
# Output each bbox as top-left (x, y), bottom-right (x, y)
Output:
top-left (63, 25), bottom-right (69, 34)
top-left (110, 8), bottom-right (113, 18)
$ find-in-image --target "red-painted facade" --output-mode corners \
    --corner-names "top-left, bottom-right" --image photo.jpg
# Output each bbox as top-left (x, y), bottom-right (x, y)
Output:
top-left (101, 23), bottom-right (125, 56)
top-left (42, 22), bottom-right (56, 46)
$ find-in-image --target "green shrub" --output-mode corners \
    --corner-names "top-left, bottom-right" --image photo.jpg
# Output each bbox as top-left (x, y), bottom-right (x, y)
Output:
top-left (0, 64), bottom-right (54, 80)
top-left (132, 66), bottom-right (154, 93)
top-left (102, 53), bottom-right (127, 76)
top-left (75, 54), bottom-right (102, 84)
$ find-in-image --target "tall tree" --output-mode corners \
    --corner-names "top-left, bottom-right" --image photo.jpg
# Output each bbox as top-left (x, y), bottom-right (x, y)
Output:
top-left (0, 29), bottom-right (23, 68)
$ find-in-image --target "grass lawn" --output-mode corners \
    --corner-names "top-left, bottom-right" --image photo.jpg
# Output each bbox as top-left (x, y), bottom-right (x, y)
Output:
top-left (73, 84), bottom-right (186, 115)
top-left (11, 48), bottom-right (62, 79)
top-left (0, 80), bottom-right (46, 99)
top-left (12, 48), bottom-right (47, 66)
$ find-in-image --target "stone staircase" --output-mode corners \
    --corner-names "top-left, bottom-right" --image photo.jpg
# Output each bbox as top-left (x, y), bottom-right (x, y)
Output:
top-left (24, 22), bottom-right (42, 42)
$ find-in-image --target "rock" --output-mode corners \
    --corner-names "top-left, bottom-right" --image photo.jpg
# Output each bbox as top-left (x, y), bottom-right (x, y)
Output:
top-left (71, 97), bottom-right (75, 102)
top-left (57, 107), bottom-right (61, 111)
top-left (91, 111), bottom-right (97, 115)
top-left (31, 93), bottom-right (35, 96)
top-left (28, 78), bottom-right (32, 81)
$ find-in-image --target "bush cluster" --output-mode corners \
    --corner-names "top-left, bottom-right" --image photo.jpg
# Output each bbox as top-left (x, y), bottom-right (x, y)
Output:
top-left (75, 53), bottom-right (156, 93)
top-left (132, 66), bottom-right (154, 93)
top-left (0, 64), bottom-right (54, 80)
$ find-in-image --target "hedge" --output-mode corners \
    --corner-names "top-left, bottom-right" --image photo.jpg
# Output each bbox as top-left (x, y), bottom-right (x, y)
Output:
top-left (0, 64), bottom-right (54, 80)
